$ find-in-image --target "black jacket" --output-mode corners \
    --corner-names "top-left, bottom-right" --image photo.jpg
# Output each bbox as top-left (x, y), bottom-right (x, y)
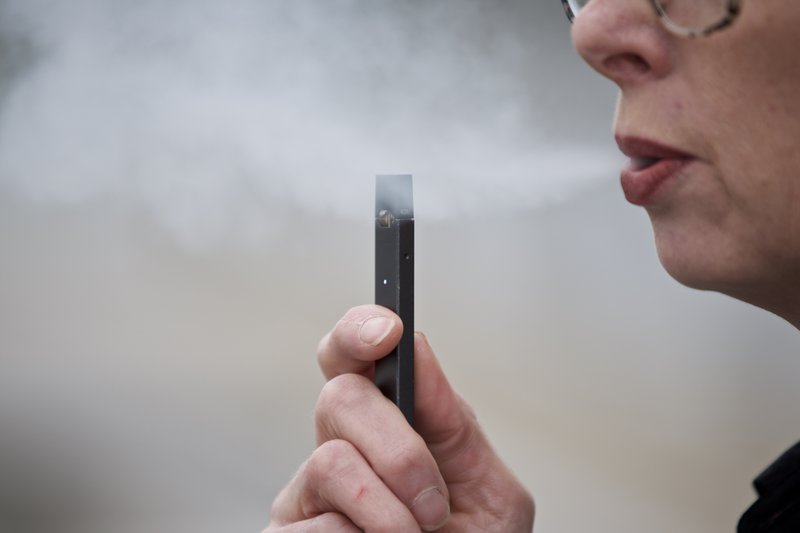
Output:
top-left (738, 441), bottom-right (800, 533)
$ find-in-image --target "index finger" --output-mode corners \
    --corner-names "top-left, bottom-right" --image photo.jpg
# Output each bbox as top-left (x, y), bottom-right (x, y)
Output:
top-left (317, 305), bottom-right (403, 381)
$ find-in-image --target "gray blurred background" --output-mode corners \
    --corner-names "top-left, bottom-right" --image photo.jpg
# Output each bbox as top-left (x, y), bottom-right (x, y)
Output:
top-left (1, 1), bottom-right (798, 532)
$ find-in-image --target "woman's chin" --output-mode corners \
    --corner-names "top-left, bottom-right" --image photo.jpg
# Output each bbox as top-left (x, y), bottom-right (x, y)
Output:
top-left (650, 221), bottom-right (756, 294)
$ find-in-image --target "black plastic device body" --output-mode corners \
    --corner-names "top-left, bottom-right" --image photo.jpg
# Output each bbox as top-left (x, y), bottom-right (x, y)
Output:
top-left (374, 174), bottom-right (414, 426)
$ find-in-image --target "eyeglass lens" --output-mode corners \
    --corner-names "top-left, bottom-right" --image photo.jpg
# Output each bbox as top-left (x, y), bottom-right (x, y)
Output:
top-left (566, 0), bottom-right (731, 32)
top-left (657, 0), bottom-right (731, 31)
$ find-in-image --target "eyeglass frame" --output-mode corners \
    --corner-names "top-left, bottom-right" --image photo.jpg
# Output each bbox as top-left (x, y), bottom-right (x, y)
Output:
top-left (560, 0), bottom-right (743, 38)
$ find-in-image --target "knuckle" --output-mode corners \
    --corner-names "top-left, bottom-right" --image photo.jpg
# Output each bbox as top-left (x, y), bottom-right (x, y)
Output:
top-left (382, 437), bottom-right (430, 482)
top-left (306, 438), bottom-right (361, 482)
top-left (316, 331), bottom-right (332, 361)
top-left (335, 306), bottom-right (362, 333)
top-left (319, 307), bottom-right (366, 363)
top-left (320, 307), bottom-right (362, 351)
top-left (297, 440), bottom-right (364, 521)
top-left (315, 373), bottom-right (371, 423)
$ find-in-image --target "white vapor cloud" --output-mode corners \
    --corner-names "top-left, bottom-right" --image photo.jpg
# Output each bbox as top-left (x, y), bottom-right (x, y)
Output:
top-left (0, 0), bottom-right (618, 249)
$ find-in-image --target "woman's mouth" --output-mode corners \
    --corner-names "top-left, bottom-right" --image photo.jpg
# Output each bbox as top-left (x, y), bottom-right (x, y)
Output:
top-left (630, 156), bottom-right (660, 171)
top-left (616, 136), bottom-right (696, 206)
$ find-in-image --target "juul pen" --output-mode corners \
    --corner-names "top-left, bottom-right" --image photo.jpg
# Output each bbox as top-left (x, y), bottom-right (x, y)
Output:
top-left (374, 174), bottom-right (414, 426)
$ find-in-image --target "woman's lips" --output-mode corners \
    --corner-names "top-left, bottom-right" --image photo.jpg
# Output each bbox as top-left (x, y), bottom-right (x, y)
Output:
top-left (616, 135), bottom-right (695, 206)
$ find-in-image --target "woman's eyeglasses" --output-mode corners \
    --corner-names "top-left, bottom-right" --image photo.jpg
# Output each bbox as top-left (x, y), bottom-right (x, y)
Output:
top-left (561, 0), bottom-right (743, 38)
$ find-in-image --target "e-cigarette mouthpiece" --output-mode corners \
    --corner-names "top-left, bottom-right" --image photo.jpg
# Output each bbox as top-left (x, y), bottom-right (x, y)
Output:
top-left (377, 209), bottom-right (395, 228)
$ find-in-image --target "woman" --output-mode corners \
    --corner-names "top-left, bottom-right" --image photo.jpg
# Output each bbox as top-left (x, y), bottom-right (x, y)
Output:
top-left (265, 0), bottom-right (800, 531)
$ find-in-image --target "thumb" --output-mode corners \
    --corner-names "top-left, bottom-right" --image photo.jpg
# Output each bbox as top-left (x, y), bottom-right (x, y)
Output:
top-left (413, 332), bottom-right (484, 474)
top-left (413, 332), bottom-right (535, 527)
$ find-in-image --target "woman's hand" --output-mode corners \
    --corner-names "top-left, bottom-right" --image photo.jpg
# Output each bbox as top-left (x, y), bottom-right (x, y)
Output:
top-left (265, 305), bottom-right (534, 532)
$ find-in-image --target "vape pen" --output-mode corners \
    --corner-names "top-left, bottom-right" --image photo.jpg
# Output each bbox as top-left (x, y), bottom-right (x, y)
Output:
top-left (374, 174), bottom-right (414, 426)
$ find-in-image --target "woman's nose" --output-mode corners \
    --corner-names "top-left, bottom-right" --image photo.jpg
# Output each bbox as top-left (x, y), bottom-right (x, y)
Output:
top-left (571, 0), bottom-right (674, 87)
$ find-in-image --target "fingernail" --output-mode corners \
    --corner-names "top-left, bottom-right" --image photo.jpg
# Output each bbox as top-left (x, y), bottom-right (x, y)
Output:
top-left (410, 487), bottom-right (450, 531)
top-left (358, 316), bottom-right (394, 346)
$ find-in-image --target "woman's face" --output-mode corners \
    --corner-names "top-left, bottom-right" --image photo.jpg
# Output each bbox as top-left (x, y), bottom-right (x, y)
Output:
top-left (571, 0), bottom-right (800, 308)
